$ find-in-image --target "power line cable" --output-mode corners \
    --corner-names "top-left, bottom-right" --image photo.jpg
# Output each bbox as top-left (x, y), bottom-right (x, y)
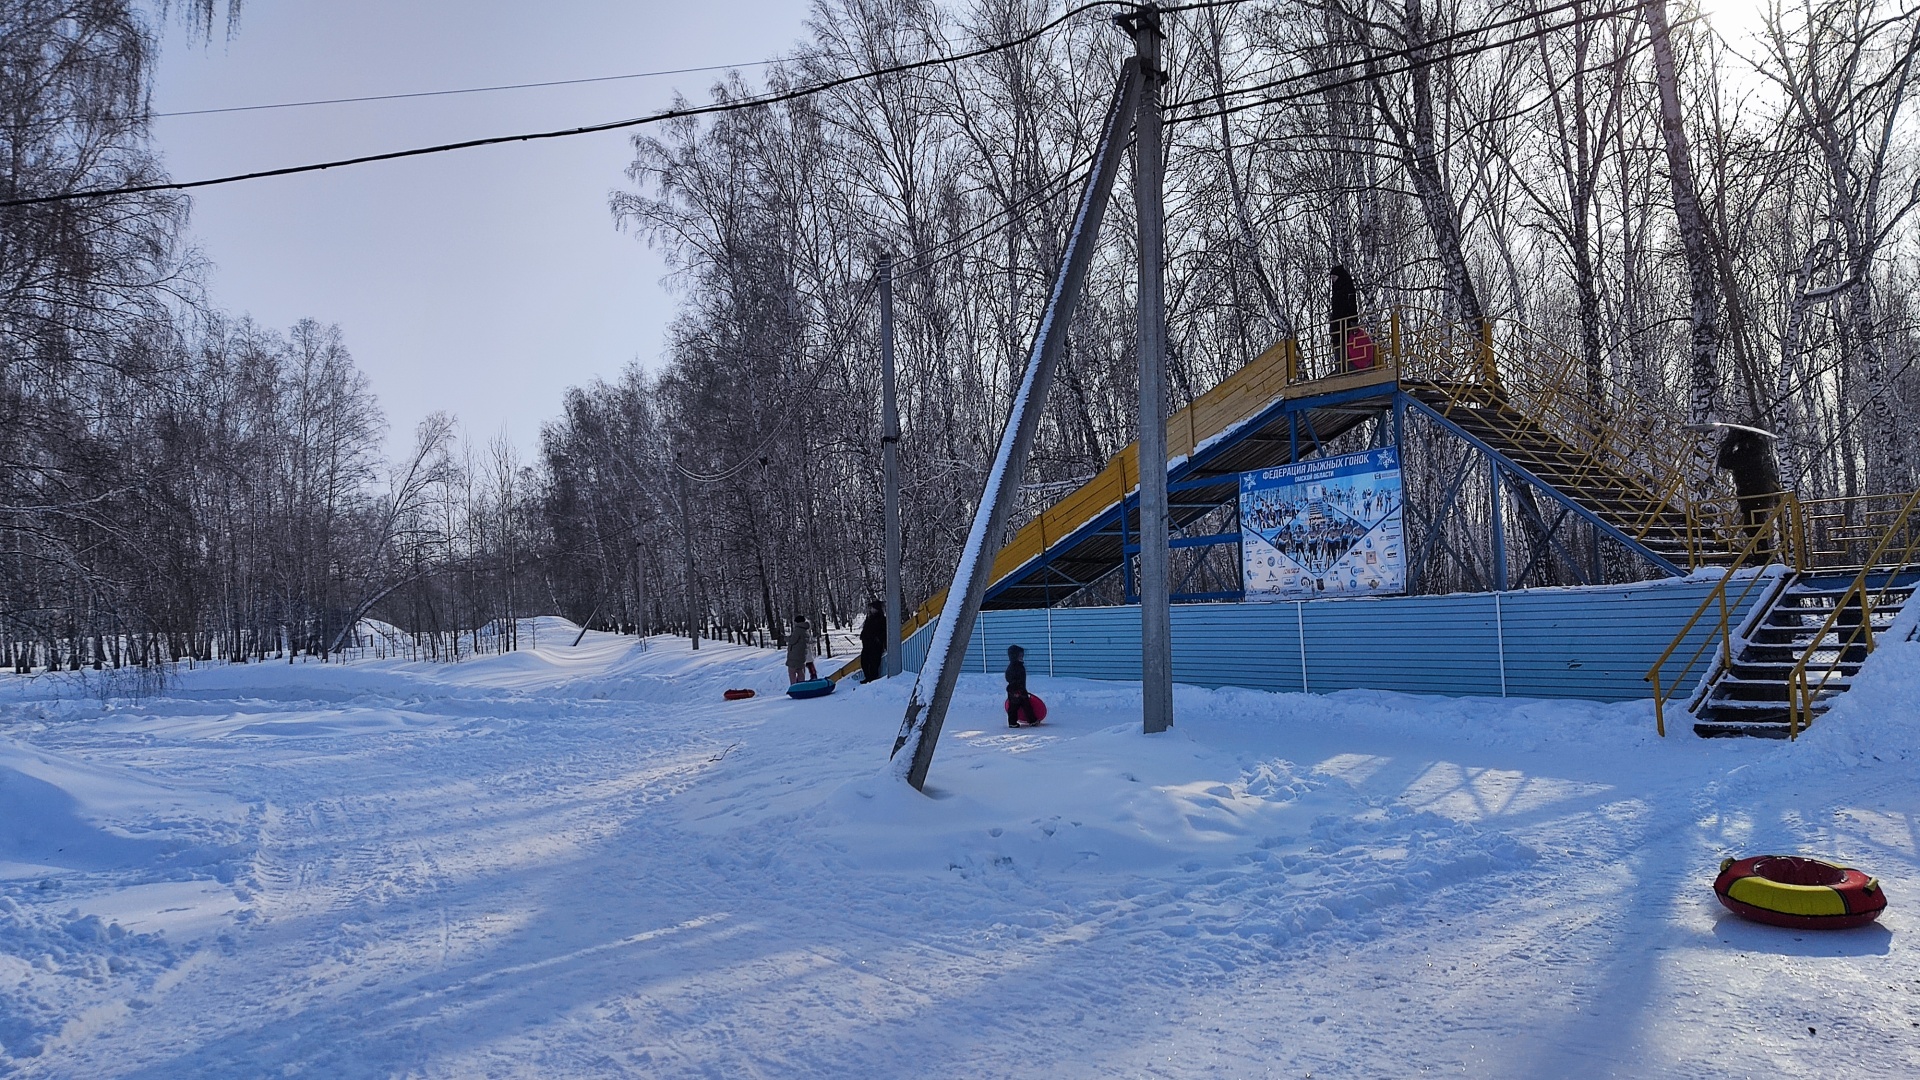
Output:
top-left (5, 1), bottom-right (1254, 209)
top-left (155, 0), bottom-right (1250, 119)
top-left (896, 1), bottom-right (1651, 276)
top-left (1164, 0), bottom-right (1641, 113)
top-left (1168, 0), bottom-right (1662, 125)
top-left (153, 59), bottom-right (799, 118)
top-left (1, 0), bottom-right (1653, 232)
top-left (17, 0), bottom-right (1645, 211)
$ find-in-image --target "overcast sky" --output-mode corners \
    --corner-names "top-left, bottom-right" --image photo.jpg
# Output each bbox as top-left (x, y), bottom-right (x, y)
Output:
top-left (150, 1), bottom-right (814, 457)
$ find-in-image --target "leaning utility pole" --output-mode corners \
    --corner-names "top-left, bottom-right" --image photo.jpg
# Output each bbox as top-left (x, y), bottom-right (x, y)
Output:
top-left (880, 254), bottom-right (904, 678)
top-left (892, 58), bottom-right (1144, 790)
top-left (1126, 4), bottom-right (1173, 735)
top-left (674, 455), bottom-right (700, 650)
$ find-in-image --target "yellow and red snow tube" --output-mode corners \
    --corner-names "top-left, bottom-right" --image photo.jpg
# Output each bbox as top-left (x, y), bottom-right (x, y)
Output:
top-left (1713, 855), bottom-right (1886, 930)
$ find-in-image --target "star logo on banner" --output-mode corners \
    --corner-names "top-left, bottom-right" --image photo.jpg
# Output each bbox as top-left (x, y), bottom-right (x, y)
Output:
top-left (1378, 448), bottom-right (1398, 469)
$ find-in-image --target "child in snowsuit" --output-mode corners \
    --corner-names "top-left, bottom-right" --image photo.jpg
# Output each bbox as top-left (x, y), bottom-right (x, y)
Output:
top-left (1005, 644), bottom-right (1039, 727)
top-left (786, 616), bottom-right (818, 684)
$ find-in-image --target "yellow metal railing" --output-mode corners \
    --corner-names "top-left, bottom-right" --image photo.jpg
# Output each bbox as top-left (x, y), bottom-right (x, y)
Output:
top-left (1645, 495), bottom-right (1803, 736)
top-left (1793, 491), bottom-right (1920, 569)
top-left (1784, 488), bottom-right (1920, 738)
top-left (1388, 311), bottom-right (1742, 566)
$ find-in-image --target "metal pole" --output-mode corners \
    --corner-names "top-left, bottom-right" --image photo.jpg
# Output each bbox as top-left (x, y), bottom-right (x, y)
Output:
top-left (880, 255), bottom-right (904, 677)
top-left (1489, 454), bottom-right (1508, 593)
top-left (635, 546), bottom-right (649, 645)
top-left (893, 59), bottom-right (1144, 791)
top-left (675, 455), bottom-right (700, 650)
top-left (1129, 5), bottom-right (1173, 735)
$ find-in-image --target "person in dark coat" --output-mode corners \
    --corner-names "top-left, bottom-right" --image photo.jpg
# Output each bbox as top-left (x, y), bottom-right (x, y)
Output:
top-left (1005, 644), bottom-right (1039, 727)
top-left (1329, 264), bottom-right (1360, 367)
top-left (858, 599), bottom-right (886, 683)
top-left (1716, 427), bottom-right (1783, 554)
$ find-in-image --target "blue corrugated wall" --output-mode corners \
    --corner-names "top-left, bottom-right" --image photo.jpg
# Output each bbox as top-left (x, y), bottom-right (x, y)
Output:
top-left (899, 574), bottom-right (1770, 702)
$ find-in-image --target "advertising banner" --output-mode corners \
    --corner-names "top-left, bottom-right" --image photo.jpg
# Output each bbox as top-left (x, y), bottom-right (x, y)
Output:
top-left (1240, 447), bottom-right (1406, 600)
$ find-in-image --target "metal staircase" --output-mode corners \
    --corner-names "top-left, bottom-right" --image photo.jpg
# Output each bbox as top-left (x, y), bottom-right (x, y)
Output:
top-left (1692, 569), bottom-right (1916, 737)
top-left (829, 337), bottom-right (1396, 681)
top-left (1651, 489), bottom-right (1920, 739)
top-left (1383, 311), bottom-right (1749, 575)
top-left (1402, 380), bottom-right (1705, 571)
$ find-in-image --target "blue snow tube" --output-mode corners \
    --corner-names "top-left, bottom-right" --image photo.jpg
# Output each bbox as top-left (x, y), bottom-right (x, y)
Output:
top-left (786, 678), bottom-right (836, 700)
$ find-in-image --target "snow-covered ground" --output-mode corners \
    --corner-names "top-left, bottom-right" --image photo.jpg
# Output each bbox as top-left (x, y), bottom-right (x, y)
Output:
top-left (3, 614), bottom-right (1918, 1077)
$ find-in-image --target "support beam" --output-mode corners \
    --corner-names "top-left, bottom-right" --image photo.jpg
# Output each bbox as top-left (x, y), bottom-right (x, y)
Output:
top-left (1489, 455), bottom-right (1509, 592)
top-left (674, 455), bottom-right (700, 649)
top-left (891, 59), bottom-right (1144, 791)
top-left (880, 255), bottom-right (903, 677)
top-left (1402, 393), bottom-right (1685, 576)
top-left (1407, 442), bottom-right (1478, 594)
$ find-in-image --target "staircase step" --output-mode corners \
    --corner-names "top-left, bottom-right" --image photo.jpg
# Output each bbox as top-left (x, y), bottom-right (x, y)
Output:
top-left (1762, 612), bottom-right (1882, 630)
top-left (1729, 660), bottom-right (1863, 677)
top-left (1694, 719), bottom-right (1797, 739)
top-left (1698, 695), bottom-right (1834, 711)
top-left (1709, 676), bottom-right (1850, 702)
top-left (1766, 584), bottom-right (1904, 599)
top-left (1733, 648), bottom-right (1870, 668)
top-left (1747, 625), bottom-right (1889, 643)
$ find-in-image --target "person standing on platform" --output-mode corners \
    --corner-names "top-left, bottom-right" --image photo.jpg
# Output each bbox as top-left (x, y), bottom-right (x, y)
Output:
top-left (786, 615), bottom-right (818, 684)
top-left (1715, 426), bottom-right (1783, 554)
top-left (1005, 645), bottom-right (1040, 727)
top-left (858, 599), bottom-right (886, 683)
top-left (1330, 264), bottom-right (1360, 369)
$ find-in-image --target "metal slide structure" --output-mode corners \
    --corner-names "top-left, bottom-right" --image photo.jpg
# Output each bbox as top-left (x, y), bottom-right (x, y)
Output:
top-left (856, 291), bottom-right (1918, 744)
top-left (843, 308), bottom-right (1753, 685)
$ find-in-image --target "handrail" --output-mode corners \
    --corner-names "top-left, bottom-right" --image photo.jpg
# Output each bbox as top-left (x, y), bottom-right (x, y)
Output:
top-left (1389, 309), bottom-right (1741, 566)
top-left (1784, 487), bottom-right (1920, 738)
top-left (1645, 495), bottom-right (1802, 736)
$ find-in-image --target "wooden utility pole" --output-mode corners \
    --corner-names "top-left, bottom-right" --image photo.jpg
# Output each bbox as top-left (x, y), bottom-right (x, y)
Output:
top-left (892, 59), bottom-right (1144, 790)
top-left (1127, 4), bottom-right (1173, 734)
top-left (880, 254), bottom-right (903, 677)
top-left (674, 455), bottom-right (700, 650)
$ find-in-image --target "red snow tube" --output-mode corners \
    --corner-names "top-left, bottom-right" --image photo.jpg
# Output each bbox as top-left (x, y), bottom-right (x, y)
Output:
top-left (723, 688), bottom-right (755, 701)
top-left (1713, 855), bottom-right (1886, 930)
top-left (1004, 693), bottom-right (1048, 724)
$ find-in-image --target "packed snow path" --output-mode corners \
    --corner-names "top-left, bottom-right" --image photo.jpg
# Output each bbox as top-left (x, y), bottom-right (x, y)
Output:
top-left (4, 616), bottom-right (1918, 1077)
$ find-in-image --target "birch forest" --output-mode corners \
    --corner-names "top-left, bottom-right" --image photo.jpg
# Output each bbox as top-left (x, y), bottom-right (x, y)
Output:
top-left (5, 0), bottom-right (1918, 672)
